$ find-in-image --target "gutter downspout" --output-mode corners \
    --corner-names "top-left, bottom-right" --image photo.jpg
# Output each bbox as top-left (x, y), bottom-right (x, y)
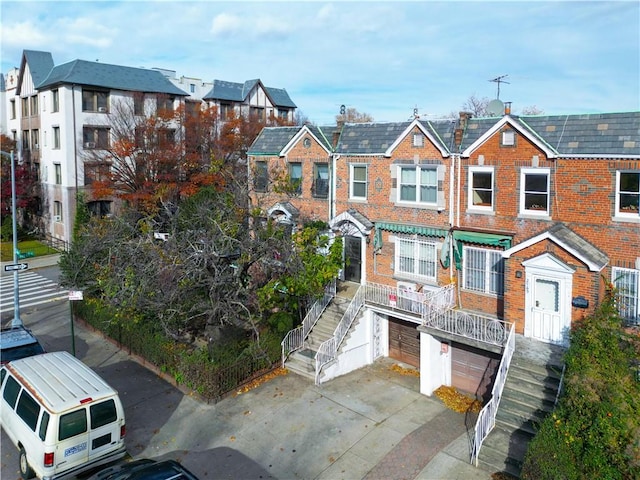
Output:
top-left (71, 85), bottom-right (79, 243)
top-left (331, 154), bottom-right (340, 220)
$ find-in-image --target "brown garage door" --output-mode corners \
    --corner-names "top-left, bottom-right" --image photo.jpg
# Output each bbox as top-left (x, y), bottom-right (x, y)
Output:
top-left (451, 343), bottom-right (499, 400)
top-left (389, 317), bottom-right (420, 368)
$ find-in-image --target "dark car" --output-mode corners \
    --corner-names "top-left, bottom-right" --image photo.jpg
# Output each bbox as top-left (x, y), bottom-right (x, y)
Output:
top-left (88, 459), bottom-right (199, 480)
top-left (0, 326), bottom-right (45, 364)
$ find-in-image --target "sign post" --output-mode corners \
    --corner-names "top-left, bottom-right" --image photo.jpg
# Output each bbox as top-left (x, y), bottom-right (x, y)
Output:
top-left (68, 291), bottom-right (84, 356)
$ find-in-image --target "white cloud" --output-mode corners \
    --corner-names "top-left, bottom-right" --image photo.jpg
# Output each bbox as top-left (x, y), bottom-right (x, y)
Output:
top-left (211, 13), bottom-right (242, 36)
top-left (1, 21), bottom-right (48, 47)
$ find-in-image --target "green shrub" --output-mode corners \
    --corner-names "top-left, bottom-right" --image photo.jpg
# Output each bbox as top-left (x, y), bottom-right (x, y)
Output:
top-left (521, 295), bottom-right (640, 479)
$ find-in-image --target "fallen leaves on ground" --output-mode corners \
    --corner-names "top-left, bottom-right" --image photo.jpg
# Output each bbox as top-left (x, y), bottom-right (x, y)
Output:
top-left (390, 363), bottom-right (420, 377)
top-left (491, 472), bottom-right (519, 480)
top-left (434, 385), bottom-right (482, 413)
top-left (234, 367), bottom-right (289, 395)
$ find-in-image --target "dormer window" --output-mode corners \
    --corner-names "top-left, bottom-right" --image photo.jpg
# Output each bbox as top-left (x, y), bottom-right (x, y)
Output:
top-left (502, 130), bottom-right (515, 146)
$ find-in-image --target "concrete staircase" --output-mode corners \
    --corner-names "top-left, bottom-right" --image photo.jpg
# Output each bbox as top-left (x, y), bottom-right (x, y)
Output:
top-left (284, 295), bottom-right (352, 381)
top-left (478, 336), bottom-right (565, 478)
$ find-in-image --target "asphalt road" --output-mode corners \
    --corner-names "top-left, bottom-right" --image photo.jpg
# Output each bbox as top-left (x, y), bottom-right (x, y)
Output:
top-left (1, 266), bottom-right (490, 480)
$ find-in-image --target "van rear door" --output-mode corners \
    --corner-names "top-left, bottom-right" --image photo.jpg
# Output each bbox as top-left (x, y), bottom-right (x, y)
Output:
top-left (54, 407), bottom-right (89, 472)
top-left (87, 398), bottom-right (123, 460)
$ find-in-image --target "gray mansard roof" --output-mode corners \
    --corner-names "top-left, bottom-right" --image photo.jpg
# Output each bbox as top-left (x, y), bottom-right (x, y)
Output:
top-left (203, 79), bottom-right (296, 108)
top-left (37, 59), bottom-right (187, 96)
top-left (17, 50), bottom-right (55, 95)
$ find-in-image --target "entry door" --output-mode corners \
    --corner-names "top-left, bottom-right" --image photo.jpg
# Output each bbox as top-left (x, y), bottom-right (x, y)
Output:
top-left (527, 275), bottom-right (567, 344)
top-left (344, 236), bottom-right (362, 283)
top-left (389, 318), bottom-right (420, 367)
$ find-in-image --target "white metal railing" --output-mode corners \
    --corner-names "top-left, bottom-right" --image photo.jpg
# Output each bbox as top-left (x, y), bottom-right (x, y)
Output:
top-left (315, 286), bottom-right (365, 384)
top-left (281, 279), bottom-right (336, 366)
top-left (471, 323), bottom-right (516, 466)
top-left (361, 282), bottom-right (455, 320)
top-left (425, 309), bottom-right (510, 346)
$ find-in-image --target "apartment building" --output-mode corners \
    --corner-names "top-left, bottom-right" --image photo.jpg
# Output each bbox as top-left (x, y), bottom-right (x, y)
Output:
top-left (1, 49), bottom-right (297, 244)
top-left (248, 108), bottom-right (640, 396)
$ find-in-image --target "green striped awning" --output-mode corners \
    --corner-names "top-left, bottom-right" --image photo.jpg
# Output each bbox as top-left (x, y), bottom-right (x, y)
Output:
top-left (452, 231), bottom-right (512, 249)
top-left (373, 222), bottom-right (448, 250)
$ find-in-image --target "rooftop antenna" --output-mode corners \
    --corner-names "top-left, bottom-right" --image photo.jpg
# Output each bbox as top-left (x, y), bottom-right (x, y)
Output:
top-left (489, 74), bottom-right (510, 99)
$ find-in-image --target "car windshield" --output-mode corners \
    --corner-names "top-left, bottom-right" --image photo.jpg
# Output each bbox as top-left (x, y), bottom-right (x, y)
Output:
top-left (1, 343), bottom-right (45, 363)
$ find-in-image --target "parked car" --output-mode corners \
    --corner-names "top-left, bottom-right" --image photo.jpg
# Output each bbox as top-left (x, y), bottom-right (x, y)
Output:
top-left (0, 351), bottom-right (127, 479)
top-left (88, 459), bottom-right (199, 480)
top-left (0, 326), bottom-right (45, 364)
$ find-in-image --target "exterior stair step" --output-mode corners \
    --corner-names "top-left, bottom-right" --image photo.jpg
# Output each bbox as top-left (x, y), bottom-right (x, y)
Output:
top-left (477, 426), bottom-right (530, 478)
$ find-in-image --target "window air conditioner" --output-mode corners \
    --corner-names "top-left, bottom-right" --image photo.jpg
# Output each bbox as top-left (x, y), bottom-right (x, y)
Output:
top-left (98, 107), bottom-right (108, 113)
top-left (397, 281), bottom-right (417, 292)
top-left (53, 215), bottom-right (61, 222)
top-left (84, 142), bottom-right (96, 149)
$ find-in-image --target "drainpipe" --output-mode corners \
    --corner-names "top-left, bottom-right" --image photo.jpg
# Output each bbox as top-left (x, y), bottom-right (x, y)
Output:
top-left (331, 153), bottom-right (340, 220)
top-left (71, 85), bottom-right (79, 243)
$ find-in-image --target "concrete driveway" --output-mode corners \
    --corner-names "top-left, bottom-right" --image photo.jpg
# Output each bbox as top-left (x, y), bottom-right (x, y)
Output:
top-left (1, 290), bottom-right (492, 480)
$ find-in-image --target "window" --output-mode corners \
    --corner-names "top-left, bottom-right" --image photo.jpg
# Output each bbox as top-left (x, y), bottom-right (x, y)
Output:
top-left (16, 390), bottom-right (40, 432)
top-left (53, 126), bottom-right (60, 149)
top-left (278, 109), bottom-right (289, 120)
top-left (398, 166), bottom-right (437, 204)
top-left (31, 129), bottom-right (39, 150)
top-left (84, 163), bottom-right (110, 186)
top-left (22, 130), bottom-right (30, 150)
top-left (10, 99), bottom-right (16, 119)
top-left (254, 161), bottom-right (268, 192)
top-left (2, 376), bottom-right (20, 408)
top-left (616, 171), bottom-right (640, 216)
top-left (30, 95), bottom-right (38, 116)
top-left (395, 237), bottom-right (437, 280)
top-left (21, 97), bottom-right (29, 117)
top-left (313, 163), bottom-right (329, 198)
top-left (502, 130), bottom-right (515, 146)
top-left (220, 103), bottom-right (232, 118)
top-left (133, 93), bottom-right (144, 116)
top-left (90, 399), bottom-right (117, 428)
top-left (190, 83), bottom-right (196, 93)
top-left (412, 133), bottom-right (424, 147)
top-left (463, 247), bottom-right (504, 295)
top-left (288, 162), bottom-right (302, 195)
top-left (350, 164), bottom-right (367, 199)
top-left (55, 164), bottom-right (62, 185)
top-left (250, 106), bottom-right (264, 119)
top-left (82, 89), bottom-right (108, 112)
top-left (87, 200), bottom-right (112, 217)
top-left (83, 126), bottom-right (110, 149)
top-left (520, 168), bottom-right (550, 215)
top-left (613, 267), bottom-right (639, 325)
top-left (469, 167), bottom-right (494, 209)
top-left (59, 409), bottom-right (87, 441)
top-left (156, 95), bottom-right (174, 113)
top-left (54, 201), bottom-right (63, 222)
top-left (52, 89), bottom-right (59, 112)
top-left (39, 411), bottom-right (50, 441)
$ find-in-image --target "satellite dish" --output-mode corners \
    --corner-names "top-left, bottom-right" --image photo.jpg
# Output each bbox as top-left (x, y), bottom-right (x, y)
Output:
top-left (487, 99), bottom-right (504, 117)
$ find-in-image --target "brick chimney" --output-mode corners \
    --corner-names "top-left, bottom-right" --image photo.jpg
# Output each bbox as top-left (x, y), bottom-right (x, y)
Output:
top-left (333, 120), bottom-right (345, 148)
top-left (454, 111), bottom-right (473, 148)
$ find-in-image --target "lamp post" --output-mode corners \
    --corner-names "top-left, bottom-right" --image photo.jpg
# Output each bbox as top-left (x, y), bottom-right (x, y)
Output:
top-left (1, 149), bottom-right (22, 327)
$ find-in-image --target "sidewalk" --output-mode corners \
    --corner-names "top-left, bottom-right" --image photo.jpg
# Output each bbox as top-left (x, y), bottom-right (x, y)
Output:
top-left (0, 253), bottom-right (60, 276)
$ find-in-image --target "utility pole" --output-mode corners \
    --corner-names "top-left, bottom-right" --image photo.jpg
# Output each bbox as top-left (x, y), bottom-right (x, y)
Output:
top-left (1, 149), bottom-right (22, 326)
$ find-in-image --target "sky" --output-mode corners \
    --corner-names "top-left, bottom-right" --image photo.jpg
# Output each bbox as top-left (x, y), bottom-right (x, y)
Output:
top-left (1, 1), bottom-right (639, 125)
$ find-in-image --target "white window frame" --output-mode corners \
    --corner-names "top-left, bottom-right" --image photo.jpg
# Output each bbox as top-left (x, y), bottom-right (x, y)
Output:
top-left (615, 171), bottom-right (640, 218)
top-left (350, 164), bottom-right (368, 200)
top-left (412, 133), bottom-right (424, 147)
top-left (502, 130), bottom-right (515, 146)
top-left (394, 236), bottom-right (437, 281)
top-left (468, 166), bottom-right (494, 211)
top-left (612, 267), bottom-right (639, 325)
top-left (462, 246), bottom-right (504, 295)
top-left (520, 167), bottom-right (550, 216)
top-left (397, 165), bottom-right (437, 205)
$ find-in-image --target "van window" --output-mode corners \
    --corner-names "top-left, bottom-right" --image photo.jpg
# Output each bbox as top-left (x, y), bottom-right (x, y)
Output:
top-left (1, 368), bottom-right (6, 385)
top-left (3, 375), bottom-right (20, 408)
top-left (16, 390), bottom-right (40, 431)
top-left (90, 399), bottom-right (117, 428)
top-left (59, 409), bottom-right (87, 440)
top-left (39, 411), bottom-right (50, 441)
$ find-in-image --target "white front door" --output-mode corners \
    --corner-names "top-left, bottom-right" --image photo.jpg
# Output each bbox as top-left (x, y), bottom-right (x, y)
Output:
top-left (524, 254), bottom-right (573, 346)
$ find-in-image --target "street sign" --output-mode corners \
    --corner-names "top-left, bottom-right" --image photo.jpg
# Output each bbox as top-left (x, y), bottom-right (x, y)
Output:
top-left (4, 263), bottom-right (28, 272)
top-left (69, 291), bottom-right (84, 301)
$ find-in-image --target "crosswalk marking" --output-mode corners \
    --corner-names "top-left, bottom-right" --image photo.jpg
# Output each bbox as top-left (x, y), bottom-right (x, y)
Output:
top-left (1, 271), bottom-right (69, 313)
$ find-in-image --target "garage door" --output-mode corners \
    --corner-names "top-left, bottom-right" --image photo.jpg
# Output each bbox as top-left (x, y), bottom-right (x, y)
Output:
top-left (389, 318), bottom-right (420, 368)
top-left (451, 343), bottom-right (499, 400)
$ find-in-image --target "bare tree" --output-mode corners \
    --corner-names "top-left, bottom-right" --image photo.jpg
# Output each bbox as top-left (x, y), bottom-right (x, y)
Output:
top-left (336, 107), bottom-right (374, 124)
top-left (520, 105), bottom-right (545, 115)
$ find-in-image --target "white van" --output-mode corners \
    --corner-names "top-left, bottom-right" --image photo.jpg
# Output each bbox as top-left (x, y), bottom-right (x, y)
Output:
top-left (0, 351), bottom-right (126, 479)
